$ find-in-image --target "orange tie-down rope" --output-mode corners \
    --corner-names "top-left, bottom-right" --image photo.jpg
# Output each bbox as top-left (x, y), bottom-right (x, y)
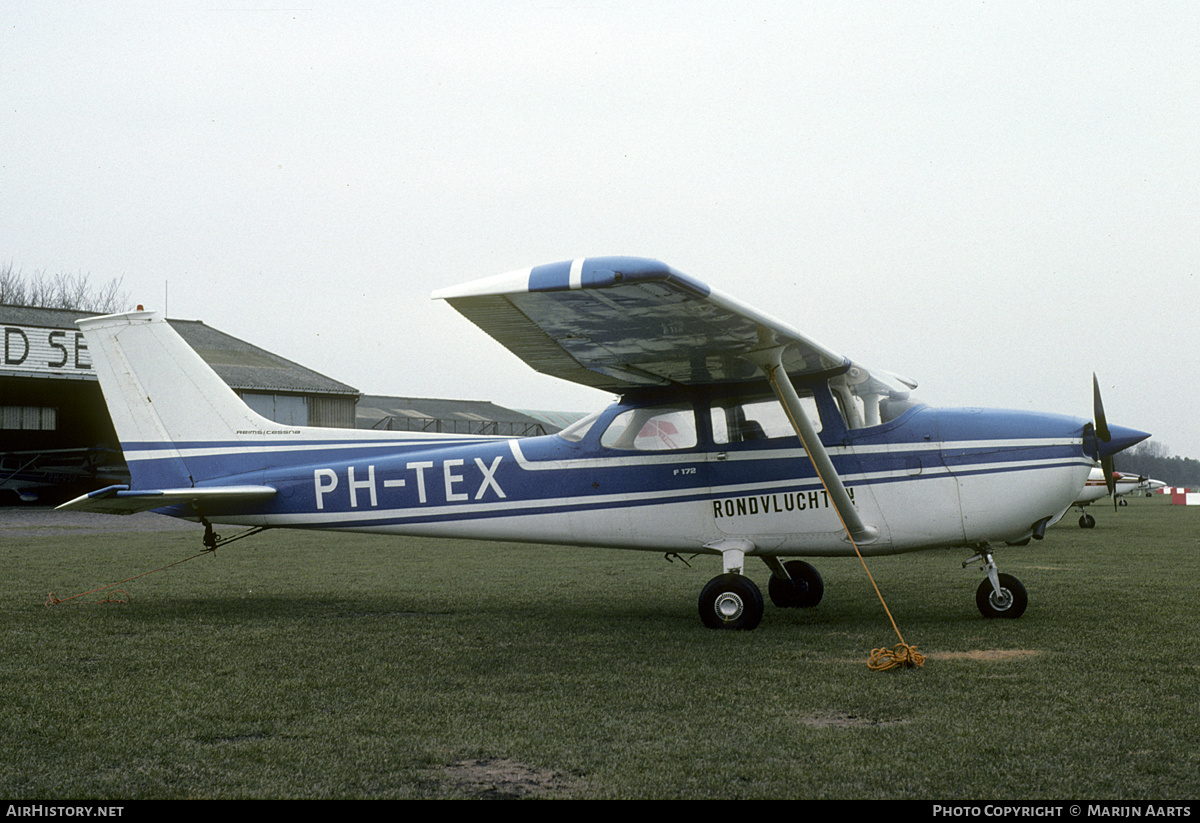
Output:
top-left (860, 561), bottom-right (927, 671)
top-left (834, 507), bottom-right (926, 671)
top-left (46, 549), bottom-right (213, 607)
top-left (765, 364), bottom-right (925, 670)
top-left (807, 451), bottom-right (925, 669)
top-left (826, 487), bottom-right (926, 670)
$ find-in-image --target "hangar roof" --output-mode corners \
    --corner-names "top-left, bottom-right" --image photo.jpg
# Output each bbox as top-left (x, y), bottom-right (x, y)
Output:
top-left (169, 318), bottom-right (357, 396)
top-left (356, 394), bottom-right (561, 435)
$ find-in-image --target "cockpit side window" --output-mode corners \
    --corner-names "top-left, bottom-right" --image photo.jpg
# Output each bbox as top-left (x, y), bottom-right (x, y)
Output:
top-left (710, 394), bottom-right (818, 445)
top-left (600, 403), bottom-right (698, 451)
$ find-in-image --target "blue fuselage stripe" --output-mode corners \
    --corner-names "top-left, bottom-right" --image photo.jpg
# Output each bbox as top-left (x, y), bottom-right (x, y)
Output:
top-left (130, 430), bottom-right (1087, 528)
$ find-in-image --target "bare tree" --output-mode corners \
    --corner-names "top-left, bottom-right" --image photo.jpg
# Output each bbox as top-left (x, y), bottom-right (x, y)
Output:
top-left (1130, 440), bottom-right (1171, 460)
top-left (1, 263), bottom-right (129, 313)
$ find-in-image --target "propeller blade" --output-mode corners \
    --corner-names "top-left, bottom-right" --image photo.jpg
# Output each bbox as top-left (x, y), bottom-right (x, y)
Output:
top-left (1093, 373), bottom-right (1112, 444)
top-left (1090, 374), bottom-right (1149, 513)
top-left (1094, 375), bottom-right (1116, 510)
top-left (1102, 454), bottom-right (1117, 511)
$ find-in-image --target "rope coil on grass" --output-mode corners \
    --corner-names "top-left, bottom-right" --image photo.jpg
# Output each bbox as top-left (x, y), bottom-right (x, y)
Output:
top-left (868, 642), bottom-right (927, 671)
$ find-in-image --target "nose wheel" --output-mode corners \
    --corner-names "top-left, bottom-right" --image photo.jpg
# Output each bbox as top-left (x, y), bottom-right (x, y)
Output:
top-left (976, 573), bottom-right (1027, 618)
top-left (967, 550), bottom-right (1028, 619)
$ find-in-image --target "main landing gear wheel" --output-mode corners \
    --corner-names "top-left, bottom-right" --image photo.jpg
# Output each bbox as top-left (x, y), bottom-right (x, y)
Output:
top-left (976, 573), bottom-right (1028, 619)
top-left (768, 560), bottom-right (824, 609)
top-left (699, 574), bottom-right (764, 630)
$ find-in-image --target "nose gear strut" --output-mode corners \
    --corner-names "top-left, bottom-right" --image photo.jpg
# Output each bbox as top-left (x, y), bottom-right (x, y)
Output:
top-left (964, 549), bottom-right (1028, 619)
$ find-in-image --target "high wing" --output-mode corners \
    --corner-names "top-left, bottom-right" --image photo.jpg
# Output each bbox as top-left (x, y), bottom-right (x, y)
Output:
top-left (433, 256), bottom-right (915, 396)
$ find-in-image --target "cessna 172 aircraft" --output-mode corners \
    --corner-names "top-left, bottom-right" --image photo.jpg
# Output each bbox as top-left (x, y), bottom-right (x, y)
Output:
top-left (58, 257), bottom-right (1148, 629)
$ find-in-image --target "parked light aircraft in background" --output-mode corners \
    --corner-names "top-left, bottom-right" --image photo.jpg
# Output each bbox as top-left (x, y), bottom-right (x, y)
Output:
top-left (1073, 467), bottom-right (1167, 527)
top-left (1132, 477), bottom-right (1168, 496)
top-left (1, 446), bottom-right (126, 504)
top-left (58, 257), bottom-right (1149, 629)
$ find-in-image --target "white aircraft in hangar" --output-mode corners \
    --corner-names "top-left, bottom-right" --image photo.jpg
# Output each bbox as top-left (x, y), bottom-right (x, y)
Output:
top-left (58, 257), bottom-right (1149, 629)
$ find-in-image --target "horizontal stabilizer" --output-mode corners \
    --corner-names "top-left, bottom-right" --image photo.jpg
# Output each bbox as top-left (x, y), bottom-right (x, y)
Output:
top-left (56, 484), bottom-right (277, 515)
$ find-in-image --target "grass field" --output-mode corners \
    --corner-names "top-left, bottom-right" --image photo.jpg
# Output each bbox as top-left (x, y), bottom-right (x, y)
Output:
top-left (2, 496), bottom-right (1198, 799)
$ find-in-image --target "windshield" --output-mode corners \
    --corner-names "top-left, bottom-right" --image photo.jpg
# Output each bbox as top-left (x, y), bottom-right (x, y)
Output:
top-left (828, 366), bottom-right (920, 429)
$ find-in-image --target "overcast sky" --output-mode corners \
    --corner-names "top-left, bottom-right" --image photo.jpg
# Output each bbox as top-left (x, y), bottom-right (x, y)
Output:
top-left (4, 2), bottom-right (1198, 458)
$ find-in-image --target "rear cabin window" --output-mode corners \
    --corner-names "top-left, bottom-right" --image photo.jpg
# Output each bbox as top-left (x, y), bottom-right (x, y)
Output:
top-left (557, 409), bottom-right (602, 442)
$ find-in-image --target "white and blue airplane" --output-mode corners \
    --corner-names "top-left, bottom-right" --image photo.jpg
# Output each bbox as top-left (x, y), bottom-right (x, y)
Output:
top-left (58, 257), bottom-right (1148, 629)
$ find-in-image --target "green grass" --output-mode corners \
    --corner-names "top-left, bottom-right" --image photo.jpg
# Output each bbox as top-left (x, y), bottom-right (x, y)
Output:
top-left (3, 496), bottom-right (1198, 799)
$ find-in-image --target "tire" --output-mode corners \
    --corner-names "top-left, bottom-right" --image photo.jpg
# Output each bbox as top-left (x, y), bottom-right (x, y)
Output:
top-left (767, 560), bottom-right (824, 608)
top-left (976, 573), bottom-right (1028, 619)
top-left (698, 574), bottom-right (764, 630)
top-left (1079, 513), bottom-right (1096, 528)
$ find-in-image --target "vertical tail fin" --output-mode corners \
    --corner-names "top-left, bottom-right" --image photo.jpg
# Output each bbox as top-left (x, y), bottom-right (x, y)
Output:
top-left (79, 311), bottom-right (290, 488)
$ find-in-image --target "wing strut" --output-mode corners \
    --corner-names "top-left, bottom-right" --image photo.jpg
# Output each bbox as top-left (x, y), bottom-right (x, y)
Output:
top-left (745, 346), bottom-right (878, 545)
top-left (749, 345), bottom-right (924, 669)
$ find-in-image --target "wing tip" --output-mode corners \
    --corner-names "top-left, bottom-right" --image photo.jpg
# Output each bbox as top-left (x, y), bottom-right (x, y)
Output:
top-left (432, 256), bottom-right (699, 302)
